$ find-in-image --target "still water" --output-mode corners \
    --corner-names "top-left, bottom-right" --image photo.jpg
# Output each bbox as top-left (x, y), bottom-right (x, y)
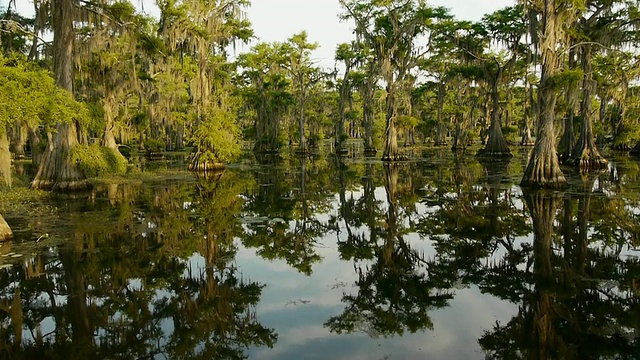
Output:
top-left (0, 148), bottom-right (639, 359)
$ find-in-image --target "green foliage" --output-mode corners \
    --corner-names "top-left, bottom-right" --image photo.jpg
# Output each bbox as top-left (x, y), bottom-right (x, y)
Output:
top-left (615, 123), bottom-right (640, 148)
top-left (71, 144), bottom-right (128, 178)
top-left (192, 108), bottom-right (241, 164)
top-left (0, 56), bottom-right (88, 132)
top-left (397, 115), bottom-right (421, 129)
top-left (546, 69), bottom-right (584, 90)
top-left (144, 138), bottom-right (164, 153)
top-left (502, 125), bottom-right (519, 142)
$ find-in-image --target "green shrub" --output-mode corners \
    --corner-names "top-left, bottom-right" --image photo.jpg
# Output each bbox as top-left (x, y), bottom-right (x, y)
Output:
top-left (71, 144), bottom-right (128, 178)
top-left (144, 138), bottom-right (164, 153)
top-left (502, 125), bottom-right (519, 142)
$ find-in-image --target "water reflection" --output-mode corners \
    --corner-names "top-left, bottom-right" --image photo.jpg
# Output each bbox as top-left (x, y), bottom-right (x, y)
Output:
top-left (0, 174), bottom-right (275, 359)
top-left (481, 175), bottom-right (640, 359)
top-left (326, 164), bottom-right (452, 337)
top-left (0, 150), bottom-right (639, 358)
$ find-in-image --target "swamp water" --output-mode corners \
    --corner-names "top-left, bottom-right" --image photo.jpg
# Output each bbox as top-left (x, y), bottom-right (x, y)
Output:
top-left (0, 148), bottom-right (639, 359)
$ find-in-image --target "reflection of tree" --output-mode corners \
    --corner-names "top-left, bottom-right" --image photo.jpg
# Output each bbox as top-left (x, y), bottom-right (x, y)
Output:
top-left (326, 164), bottom-right (452, 337)
top-left (0, 172), bottom-right (275, 359)
top-left (480, 183), bottom-right (640, 359)
top-left (416, 157), bottom-right (529, 289)
top-left (333, 161), bottom-right (383, 262)
top-left (241, 157), bottom-right (332, 275)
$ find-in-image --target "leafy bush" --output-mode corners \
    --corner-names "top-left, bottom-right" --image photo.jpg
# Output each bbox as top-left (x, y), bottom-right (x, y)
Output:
top-left (502, 125), bottom-right (519, 142)
top-left (144, 138), bottom-right (164, 153)
top-left (71, 144), bottom-right (127, 178)
top-left (192, 108), bottom-right (241, 163)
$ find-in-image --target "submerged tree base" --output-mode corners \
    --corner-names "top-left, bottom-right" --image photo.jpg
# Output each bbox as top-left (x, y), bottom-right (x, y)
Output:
top-left (188, 152), bottom-right (225, 173)
top-left (381, 154), bottom-right (409, 162)
top-left (520, 137), bottom-right (535, 147)
top-left (476, 148), bottom-right (513, 158)
top-left (364, 147), bottom-right (377, 156)
top-left (31, 124), bottom-right (91, 192)
top-left (31, 179), bottom-right (91, 192)
top-left (567, 148), bottom-right (608, 172)
top-left (520, 154), bottom-right (567, 190)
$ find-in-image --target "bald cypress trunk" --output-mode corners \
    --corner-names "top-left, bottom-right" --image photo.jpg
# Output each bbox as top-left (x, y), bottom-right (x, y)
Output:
top-left (521, 0), bottom-right (566, 189)
top-left (28, 127), bottom-right (43, 167)
top-left (0, 132), bottom-right (11, 187)
top-left (478, 70), bottom-right (512, 157)
top-left (335, 65), bottom-right (351, 155)
top-left (434, 82), bottom-right (447, 146)
top-left (9, 123), bottom-right (26, 159)
top-left (521, 83), bottom-right (535, 146)
top-left (382, 88), bottom-right (406, 161)
top-left (102, 94), bottom-right (121, 152)
top-left (362, 76), bottom-right (377, 156)
top-left (31, 0), bottom-right (88, 191)
top-left (559, 46), bottom-right (578, 161)
top-left (568, 44), bottom-right (608, 171)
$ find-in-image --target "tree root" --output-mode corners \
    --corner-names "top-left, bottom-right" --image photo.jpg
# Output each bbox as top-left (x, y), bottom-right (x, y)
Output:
top-left (520, 157), bottom-right (567, 189)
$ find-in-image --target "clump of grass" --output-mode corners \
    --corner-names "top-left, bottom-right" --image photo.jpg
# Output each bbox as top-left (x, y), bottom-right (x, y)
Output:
top-left (0, 186), bottom-right (51, 214)
top-left (71, 144), bottom-right (128, 178)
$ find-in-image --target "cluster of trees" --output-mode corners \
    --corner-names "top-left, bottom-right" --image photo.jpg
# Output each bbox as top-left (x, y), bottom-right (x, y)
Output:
top-left (1, 0), bottom-right (252, 190)
top-left (2, 0), bottom-right (640, 190)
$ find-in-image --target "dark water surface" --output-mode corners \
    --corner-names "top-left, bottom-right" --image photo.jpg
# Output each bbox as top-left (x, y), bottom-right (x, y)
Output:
top-left (1, 149), bottom-right (640, 359)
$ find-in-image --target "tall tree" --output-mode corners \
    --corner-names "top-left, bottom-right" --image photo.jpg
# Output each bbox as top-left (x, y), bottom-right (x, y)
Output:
top-left (351, 48), bottom-right (380, 155)
top-left (156, 0), bottom-right (251, 171)
top-left (477, 5), bottom-right (527, 158)
top-left (31, 0), bottom-right (88, 191)
top-left (283, 31), bottom-right (325, 154)
top-left (334, 42), bottom-right (360, 154)
top-left (520, 0), bottom-right (568, 189)
top-left (568, 0), bottom-right (639, 170)
top-left (238, 41), bottom-right (292, 153)
top-left (340, 0), bottom-right (450, 161)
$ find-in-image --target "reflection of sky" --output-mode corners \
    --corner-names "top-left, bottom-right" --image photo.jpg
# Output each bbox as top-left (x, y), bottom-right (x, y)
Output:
top-left (233, 186), bottom-right (518, 359)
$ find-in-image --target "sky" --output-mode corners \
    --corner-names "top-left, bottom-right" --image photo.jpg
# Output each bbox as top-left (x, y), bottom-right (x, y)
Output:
top-left (5, 0), bottom-right (514, 68)
top-left (244, 0), bottom-right (514, 68)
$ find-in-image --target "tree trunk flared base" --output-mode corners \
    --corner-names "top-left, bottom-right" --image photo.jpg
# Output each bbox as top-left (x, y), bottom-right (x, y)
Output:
top-left (194, 169), bottom-right (225, 182)
top-left (567, 147), bottom-right (608, 172)
top-left (479, 123), bottom-right (512, 157)
top-left (31, 124), bottom-right (90, 192)
top-left (381, 154), bottom-right (409, 162)
top-left (476, 148), bottom-right (513, 158)
top-left (31, 179), bottom-right (90, 192)
top-left (521, 153), bottom-right (567, 190)
top-left (188, 153), bottom-right (225, 173)
top-left (364, 147), bottom-right (377, 156)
